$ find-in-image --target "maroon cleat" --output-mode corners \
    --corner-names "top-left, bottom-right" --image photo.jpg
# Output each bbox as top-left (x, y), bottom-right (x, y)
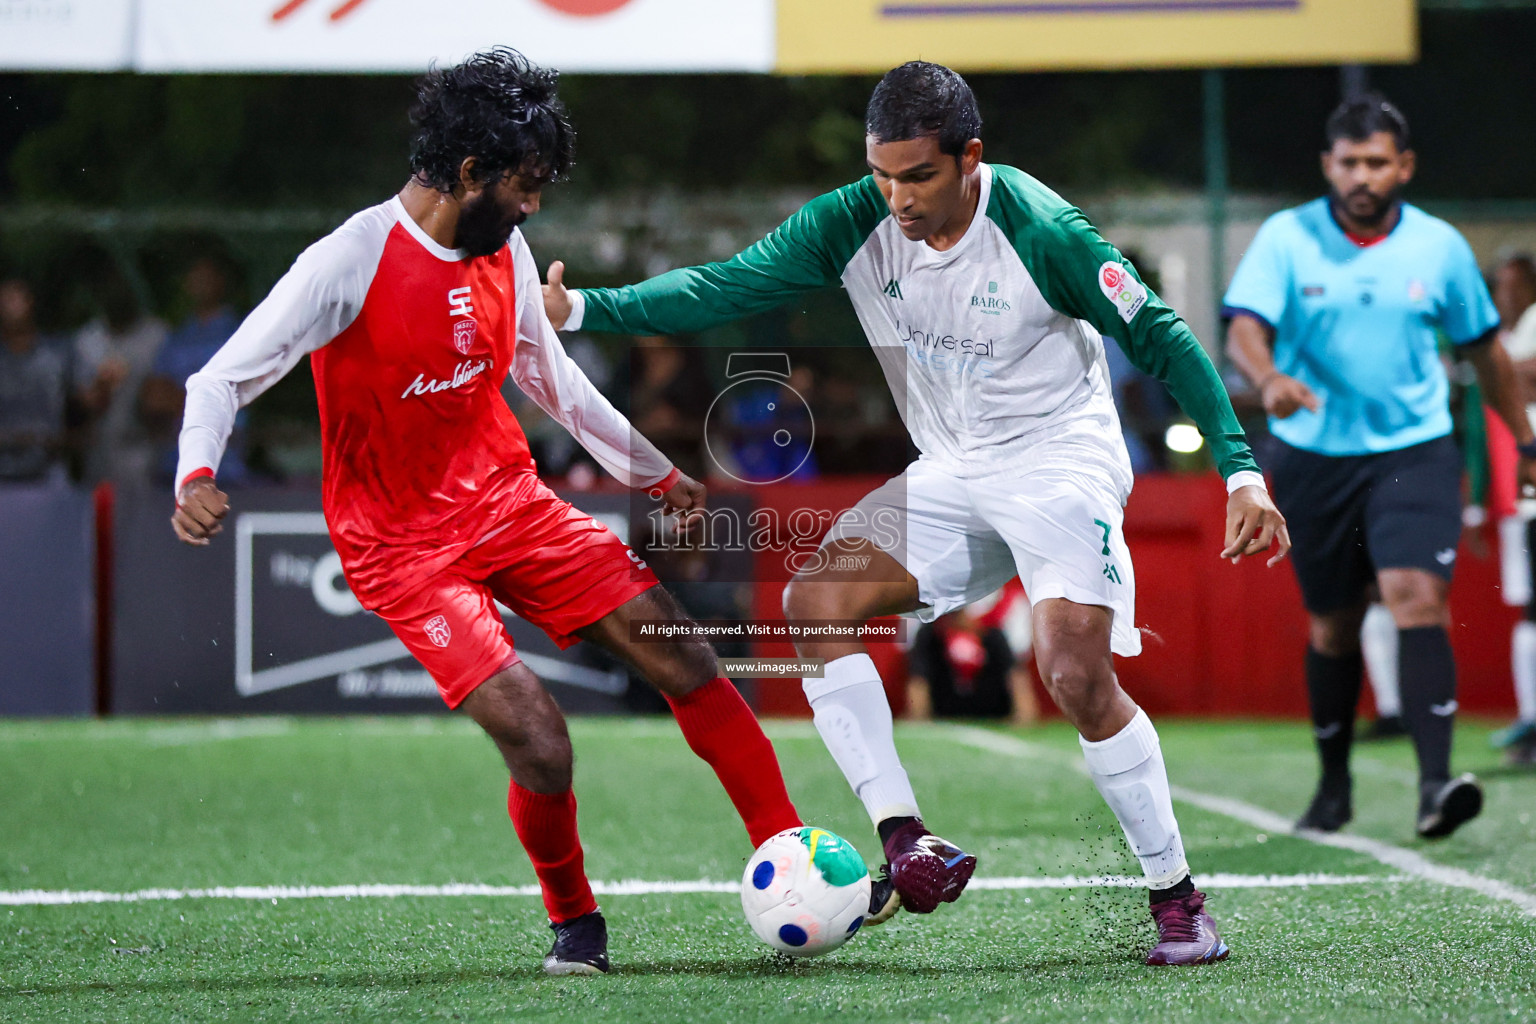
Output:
top-left (882, 820), bottom-right (977, 915)
top-left (1146, 889), bottom-right (1229, 966)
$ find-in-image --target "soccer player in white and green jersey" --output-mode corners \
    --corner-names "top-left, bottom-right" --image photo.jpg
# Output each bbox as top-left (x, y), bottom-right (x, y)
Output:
top-left (543, 62), bottom-right (1289, 966)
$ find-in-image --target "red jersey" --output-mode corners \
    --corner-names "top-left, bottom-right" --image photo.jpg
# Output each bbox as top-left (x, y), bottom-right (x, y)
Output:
top-left (177, 197), bottom-right (674, 608)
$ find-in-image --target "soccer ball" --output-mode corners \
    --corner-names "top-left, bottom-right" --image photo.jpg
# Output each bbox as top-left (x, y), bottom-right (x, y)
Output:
top-left (740, 826), bottom-right (872, 957)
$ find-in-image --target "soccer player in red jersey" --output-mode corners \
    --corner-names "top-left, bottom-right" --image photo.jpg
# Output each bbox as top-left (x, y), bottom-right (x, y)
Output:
top-left (168, 48), bottom-right (801, 976)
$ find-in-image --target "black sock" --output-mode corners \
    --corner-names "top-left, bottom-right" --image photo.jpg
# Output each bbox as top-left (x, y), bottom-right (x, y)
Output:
top-left (1398, 626), bottom-right (1457, 787)
top-left (876, 815), bottom-right (919, 847)
top-left (1306, 647), bottom-right (1362, 786)
top-left (1149, 874), bottom-right (1195, 904)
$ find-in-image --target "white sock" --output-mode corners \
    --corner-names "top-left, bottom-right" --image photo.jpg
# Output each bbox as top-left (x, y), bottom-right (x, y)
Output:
top-left (1361, 603), bottom-right (1401, 718)
top-left (1513, 621), bottom-right (1536, 723)
top-left (804, 654), bottom-right (921, 825)
top-left (1080, 708), bottom-right (1190, 889)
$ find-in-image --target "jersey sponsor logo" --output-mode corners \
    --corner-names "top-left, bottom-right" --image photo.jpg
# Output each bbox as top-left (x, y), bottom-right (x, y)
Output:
top-left (423, 615), bottom-right (452, 648)
top-left (1098, 262), bottom-right (1146, 323)
top-left (883, 278), bottom-right (904, 300)
top-left (448, 286), bottom-right (474, 318)
top-left (1302, 285), bottom-right (1326, 297)
top-left (1408, 279), bottom-right (1427, 303)
top-left (897, 320), bottom-right (996, 357)
top-left (969, 281), bottom-right (1012, 315)
top-left (401, 358), bottom-right (494, 399)
top-left (452, 318), bottom-right (477, 355)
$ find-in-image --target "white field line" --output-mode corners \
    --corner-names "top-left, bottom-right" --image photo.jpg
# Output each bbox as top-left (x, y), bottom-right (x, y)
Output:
top-left (0, 873), bottom-right (1400, 908)
top-left (940, 724), bottom-right (1536, 919)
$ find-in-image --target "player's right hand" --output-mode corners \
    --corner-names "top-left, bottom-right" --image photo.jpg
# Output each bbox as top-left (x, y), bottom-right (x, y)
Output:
top-left (171, 476), bottom-right (230, 546)
top-left (1260, 374), bottom-right (1322, 419)
top-left (542, 259), bottom-right (573, 330)
top-left (659, 472), bottom-right (708, 535)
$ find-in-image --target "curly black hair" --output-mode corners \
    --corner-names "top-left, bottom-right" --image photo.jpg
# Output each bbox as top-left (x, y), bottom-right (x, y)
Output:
top-left (865, 61), bottom-right (982, 160)
top-left (408, 47), bottom-right (575, 193)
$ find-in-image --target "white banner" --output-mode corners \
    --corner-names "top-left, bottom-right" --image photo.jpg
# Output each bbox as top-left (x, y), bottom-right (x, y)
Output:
top-left (134, 0), bottom-right (774, 73)
top-left (0, 0), bottom-right (134, 70)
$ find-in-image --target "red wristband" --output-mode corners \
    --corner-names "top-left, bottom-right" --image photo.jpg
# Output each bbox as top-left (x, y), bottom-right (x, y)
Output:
top-left (646, 467), bottom-right (682, 499)
top-left (178, 467), bottom-right (215, 494)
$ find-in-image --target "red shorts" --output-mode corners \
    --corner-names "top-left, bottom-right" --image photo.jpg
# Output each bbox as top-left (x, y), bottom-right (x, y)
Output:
top-left (371, 474), bottom-right (657, 709)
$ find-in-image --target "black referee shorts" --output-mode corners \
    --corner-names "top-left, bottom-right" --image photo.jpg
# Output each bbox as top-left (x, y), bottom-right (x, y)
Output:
top-left (1270, 435), bottom-right (1463, 615)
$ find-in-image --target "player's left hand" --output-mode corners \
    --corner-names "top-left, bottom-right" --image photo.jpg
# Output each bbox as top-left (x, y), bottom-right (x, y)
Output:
top-left (659, 472), bottom-right (707, 535)
top-left (1221, 484), bottom-right (1290, 567)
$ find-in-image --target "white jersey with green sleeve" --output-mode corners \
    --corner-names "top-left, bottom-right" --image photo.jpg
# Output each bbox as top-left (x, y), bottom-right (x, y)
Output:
top-left (566, 162), bottom-right (1260, 485)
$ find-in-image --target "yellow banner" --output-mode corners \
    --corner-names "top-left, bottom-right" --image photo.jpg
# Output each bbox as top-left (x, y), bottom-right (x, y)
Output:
top-left (776, 0), bottom-right (1416, 73)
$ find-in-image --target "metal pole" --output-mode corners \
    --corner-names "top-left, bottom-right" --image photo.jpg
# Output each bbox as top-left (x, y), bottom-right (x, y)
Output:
top-left (1340, 64), bottom-right (1370, 100)
top-left (1203, 68), bottom-right (1227, 344)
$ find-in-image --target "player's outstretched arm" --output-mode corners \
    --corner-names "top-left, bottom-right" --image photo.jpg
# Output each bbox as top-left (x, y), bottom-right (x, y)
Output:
top-left (171, 475), bottom-right (230, 546)
top-left (555, 182), bottom-right (886, 336)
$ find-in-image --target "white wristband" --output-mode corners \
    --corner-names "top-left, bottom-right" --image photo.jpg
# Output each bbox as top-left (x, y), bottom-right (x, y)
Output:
top-left (564, 290), bottom-right (586, 332)
top-left (1225, 469), bottom-right (1267, 494)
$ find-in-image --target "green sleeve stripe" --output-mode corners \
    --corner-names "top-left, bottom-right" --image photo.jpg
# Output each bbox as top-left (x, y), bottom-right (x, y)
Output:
top-left (986, 165), bottom-right (1260, 480)
top-left (580, 178), bottom-right (887, 336)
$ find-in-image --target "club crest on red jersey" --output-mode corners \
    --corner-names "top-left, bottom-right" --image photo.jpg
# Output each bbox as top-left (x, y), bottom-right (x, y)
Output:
top-left (453, 319), bottom-right (477, 355)
top-left (423, 614), bottom-right (452, 648)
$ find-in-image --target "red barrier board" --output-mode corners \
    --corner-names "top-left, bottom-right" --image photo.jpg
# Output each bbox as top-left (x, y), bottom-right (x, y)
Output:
top-left (747, 475), bottom-right (1520, 719)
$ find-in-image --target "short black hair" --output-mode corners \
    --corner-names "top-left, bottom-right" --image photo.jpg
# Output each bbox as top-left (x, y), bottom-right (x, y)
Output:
top-left (865, 61), bottom-right (982, 159)
top-left (1325, 91), bottom-right (1410, 152)
top-left (409, 47), bottom-right (575, 193)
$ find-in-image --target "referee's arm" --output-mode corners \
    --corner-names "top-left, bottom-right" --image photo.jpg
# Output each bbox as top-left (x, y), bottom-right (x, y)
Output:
top-left (1224, 313), bottom-right (1320, 420)
top-left (1460, 333), bottom-right (1536, 490)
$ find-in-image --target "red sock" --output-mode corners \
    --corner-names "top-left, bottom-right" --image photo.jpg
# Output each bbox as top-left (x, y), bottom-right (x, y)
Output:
top-left (506, 781), bottom-right (597, 923)
top-left (666, 678), bottom-right (802, 847)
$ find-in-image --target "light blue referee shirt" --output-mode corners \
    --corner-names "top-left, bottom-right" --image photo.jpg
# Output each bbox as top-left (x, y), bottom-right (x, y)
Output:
top-left (1223, 198), bottom-right (1499, 456)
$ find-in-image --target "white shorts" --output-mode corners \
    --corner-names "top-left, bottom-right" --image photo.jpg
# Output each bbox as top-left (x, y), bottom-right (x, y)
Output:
top-left (824, 424), bottom-right (1140, 657)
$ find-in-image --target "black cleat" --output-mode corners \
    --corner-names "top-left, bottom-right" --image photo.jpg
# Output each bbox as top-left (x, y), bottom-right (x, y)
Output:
top-left (1416, 774), bottom-right (1483, 840)
top-left (1296, 779), bottom-right (1352, 833)
top-left (865, 866), bottom-right (901, 925)
top-left (543, 910), bottom-right (610, 976)
top-left (1358, 715), bottom-right (1407, 741)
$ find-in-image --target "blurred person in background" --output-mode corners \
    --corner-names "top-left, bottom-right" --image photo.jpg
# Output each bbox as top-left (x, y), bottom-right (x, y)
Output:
top-left (905, 578), bottom-right (1038, 726)
top-left (72, 271), bottom-right (167, 487)
top-left (1224, 93), bottom-right (1532, 838)
top-left (140, 254), bottom-right (253, 485)
top-left (0, 278), bottom-right (71, 484)
top-left (1484, 254), bottom-right (1536, 763)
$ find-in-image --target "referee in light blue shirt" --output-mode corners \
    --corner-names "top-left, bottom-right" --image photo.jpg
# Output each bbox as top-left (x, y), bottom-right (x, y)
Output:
top-left (1224, 93), bottom-right (1536, 840)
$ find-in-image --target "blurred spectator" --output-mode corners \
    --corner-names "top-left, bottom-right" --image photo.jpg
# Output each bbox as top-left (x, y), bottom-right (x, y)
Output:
top-left (140, 255), bottom-right (252, 484)
top-left (904, 579), bottom-right (1039, 726)
top-left (629, 336), bottom-right (711, 444)
top-left (1103, 339), bottom-right (1174, 474)
top-left (1489, 253), bottom-right (1536, 763)
top-left (721, 363), bottom-right (819, 483)
top-left (0, 279), bottom-right (70, 483)
top-left (72, 273), bottom-right (167, 487)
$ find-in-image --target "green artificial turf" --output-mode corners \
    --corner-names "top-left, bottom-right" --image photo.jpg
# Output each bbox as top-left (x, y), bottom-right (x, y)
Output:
top-left (1, 716), bottom-right (1533, 1022)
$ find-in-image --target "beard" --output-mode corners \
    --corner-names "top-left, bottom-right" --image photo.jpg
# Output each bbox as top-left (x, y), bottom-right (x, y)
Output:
top-left (454, 190), bottom-right (524, 258)
top-left (1334, 183), bottom-right (1400, 227)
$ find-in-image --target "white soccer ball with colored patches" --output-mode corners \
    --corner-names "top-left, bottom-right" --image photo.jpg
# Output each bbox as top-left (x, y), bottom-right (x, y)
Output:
top-left (740, 826), bottom-right (872, 957)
